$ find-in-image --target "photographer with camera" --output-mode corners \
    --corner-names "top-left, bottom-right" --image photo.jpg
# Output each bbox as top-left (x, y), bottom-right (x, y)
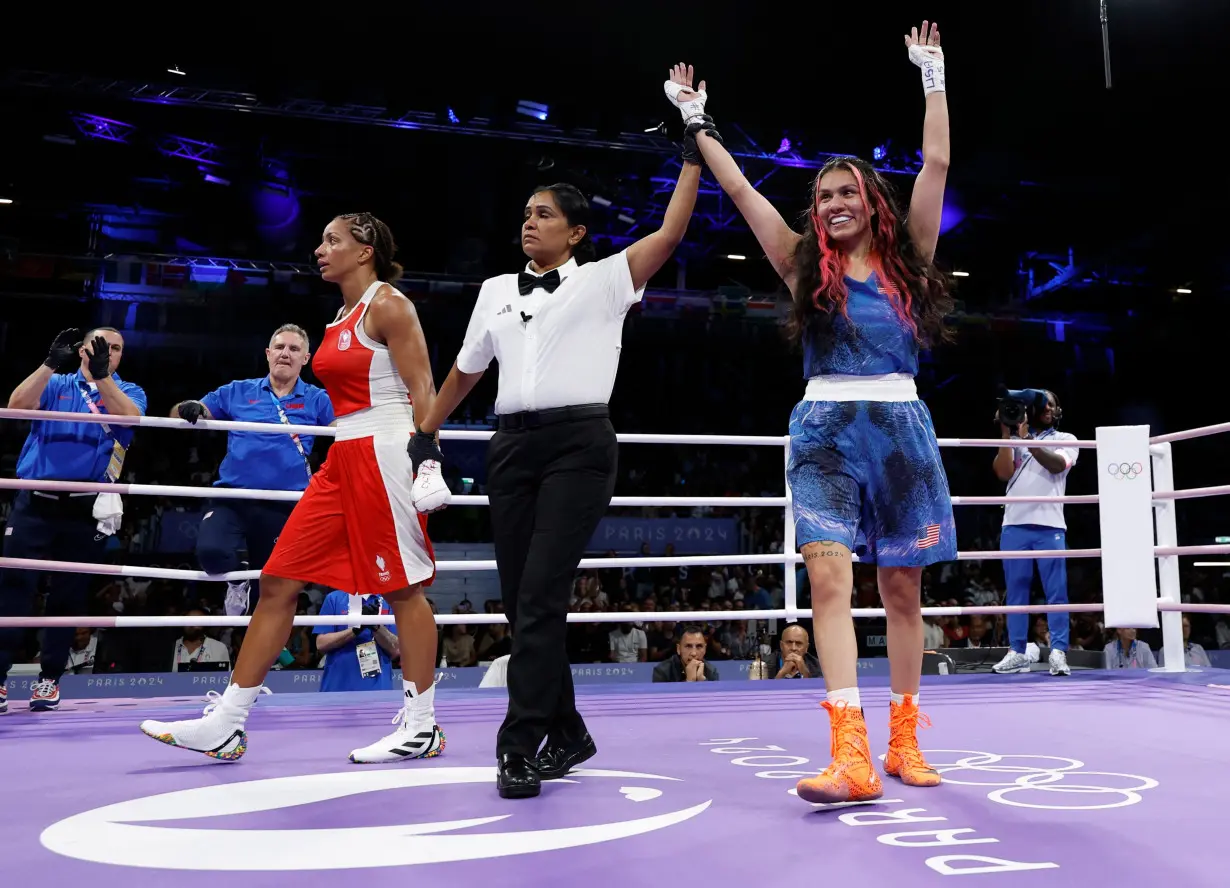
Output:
top-left (990, 389), bottom-right (1077, 677)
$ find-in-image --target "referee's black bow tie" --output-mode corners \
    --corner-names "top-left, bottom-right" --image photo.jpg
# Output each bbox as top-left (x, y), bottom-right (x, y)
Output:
top-left (518, 268), bottom-right (562, 296)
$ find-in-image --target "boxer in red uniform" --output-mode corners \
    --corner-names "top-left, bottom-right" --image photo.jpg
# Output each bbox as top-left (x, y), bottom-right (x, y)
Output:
top-left (140, 212), bottom-right (451, 763)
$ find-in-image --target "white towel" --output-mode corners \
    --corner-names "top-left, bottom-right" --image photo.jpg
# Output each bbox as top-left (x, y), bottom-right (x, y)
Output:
top-left (94, 492), bottom-right (123, 536)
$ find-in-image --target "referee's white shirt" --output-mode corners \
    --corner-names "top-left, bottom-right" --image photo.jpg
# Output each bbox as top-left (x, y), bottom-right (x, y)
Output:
top-left (456, 253), bottom-right (645, 415)
top-left (1002, 428), bottom-right (1079, 530)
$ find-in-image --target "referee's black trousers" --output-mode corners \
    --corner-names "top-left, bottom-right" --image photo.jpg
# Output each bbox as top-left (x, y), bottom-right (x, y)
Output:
top-left (487, 412), bottom-right (617, 759)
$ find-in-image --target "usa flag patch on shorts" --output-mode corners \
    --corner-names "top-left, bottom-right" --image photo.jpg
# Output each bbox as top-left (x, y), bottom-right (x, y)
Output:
top-left (916, 524), bottom-right (941, 549)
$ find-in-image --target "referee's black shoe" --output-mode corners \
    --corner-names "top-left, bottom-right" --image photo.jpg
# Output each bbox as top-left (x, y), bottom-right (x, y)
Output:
top-left (496, 753), bottom-right (541, 799)
top-left (534, 733), bottom-right (597, 780)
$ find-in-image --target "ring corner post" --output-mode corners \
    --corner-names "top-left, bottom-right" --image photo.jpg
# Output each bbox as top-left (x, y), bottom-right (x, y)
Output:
top-left (1096, 425), bottom-right (1161, 646)
top-left (1150, 441), bottom-right (1187, 673)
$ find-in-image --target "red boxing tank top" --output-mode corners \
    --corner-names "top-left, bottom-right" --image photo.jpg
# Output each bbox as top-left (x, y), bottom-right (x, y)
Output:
top-left (312, 280), bottom-right (411, 419)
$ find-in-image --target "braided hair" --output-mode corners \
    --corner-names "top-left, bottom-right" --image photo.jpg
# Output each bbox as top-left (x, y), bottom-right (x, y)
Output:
top-left (335, 212), bottom-right (404, 282)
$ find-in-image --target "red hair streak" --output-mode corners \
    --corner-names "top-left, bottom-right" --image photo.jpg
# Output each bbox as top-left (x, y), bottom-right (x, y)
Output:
top-left (809, 163), bottom-right (918, 337)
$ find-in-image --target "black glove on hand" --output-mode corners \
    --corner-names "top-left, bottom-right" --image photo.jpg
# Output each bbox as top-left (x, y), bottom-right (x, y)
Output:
top-left (407, 430), bottom-right (444, 474)
top-left (85, 335), bottom-right (112, 380)
top-left (177, 401), bottom-right (207, 425)
top-left (353, 597), bottom-right (383, 635)
top-left (44, 328), bottom-right (81, 371)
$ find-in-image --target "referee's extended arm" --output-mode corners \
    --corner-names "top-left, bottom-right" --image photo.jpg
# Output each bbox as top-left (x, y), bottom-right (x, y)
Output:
top-left (624, 161), bottom-right (702, 292)
top-left (416, 365), bottom-right (483, 436)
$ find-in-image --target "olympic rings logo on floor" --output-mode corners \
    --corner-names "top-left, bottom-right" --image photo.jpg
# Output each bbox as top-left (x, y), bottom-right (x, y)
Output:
top-left (917, 750), bottom-right (1159, 810)
top-left (1107, 461), bottom-right (1144, 480)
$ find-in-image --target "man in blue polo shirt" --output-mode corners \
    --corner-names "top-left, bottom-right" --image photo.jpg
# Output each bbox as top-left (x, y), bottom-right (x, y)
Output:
top-left (0, 327), bottom-right (147, 713)
top-left (171, 324), bottom-right (334, 616)
top-left (314, 590), bottom-right (400, 692)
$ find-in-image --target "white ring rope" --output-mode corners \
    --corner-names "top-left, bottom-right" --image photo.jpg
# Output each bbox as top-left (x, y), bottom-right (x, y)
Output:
top-left (0, 603), bottom-right (1133, 630)
top-left (1150, 420), bottom-right (1230, 445)
top-left (0, 407), bottom-right (1224, 637)
top-left (0, 407), bottom-right (1097, 449)
top-left (0, 478), bottom-right (1100, 507)
top-left (0, 548), bottom-right (1111, 587)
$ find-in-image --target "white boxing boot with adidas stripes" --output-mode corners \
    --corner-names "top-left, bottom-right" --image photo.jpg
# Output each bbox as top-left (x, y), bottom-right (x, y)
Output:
top-left (349, 678), bottom-right (445, 764)
top-left (139, 683), bottom-right (270, 761)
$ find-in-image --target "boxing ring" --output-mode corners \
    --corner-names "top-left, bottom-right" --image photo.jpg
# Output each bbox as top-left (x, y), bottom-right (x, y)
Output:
top-left (2, 407), bottom-right (1229, 886)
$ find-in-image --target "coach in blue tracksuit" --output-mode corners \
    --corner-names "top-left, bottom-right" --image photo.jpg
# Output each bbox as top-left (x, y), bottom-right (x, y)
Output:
top-left (0, 327), bottom-right (147, 713)
top-left (171, 324), bottom-right (333, 615)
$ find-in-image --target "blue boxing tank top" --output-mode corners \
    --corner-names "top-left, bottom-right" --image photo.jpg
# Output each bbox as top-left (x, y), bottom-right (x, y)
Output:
top-left (801, 271), bottom-right (919, 378)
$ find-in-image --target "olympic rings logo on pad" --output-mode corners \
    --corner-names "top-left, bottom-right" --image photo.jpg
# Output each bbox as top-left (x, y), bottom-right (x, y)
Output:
top-left (1107, 461), bottom-right (1144, 480)
top-left (904, 750), bottom-right (1159, 810)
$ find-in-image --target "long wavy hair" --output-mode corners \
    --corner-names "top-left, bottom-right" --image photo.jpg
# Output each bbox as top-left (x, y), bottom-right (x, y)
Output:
top-left (784, 156), bottom-right (954, 350)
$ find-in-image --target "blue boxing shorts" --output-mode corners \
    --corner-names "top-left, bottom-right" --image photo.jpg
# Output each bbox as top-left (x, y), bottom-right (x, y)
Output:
top-left (787, 394), bottom-right (956, 567)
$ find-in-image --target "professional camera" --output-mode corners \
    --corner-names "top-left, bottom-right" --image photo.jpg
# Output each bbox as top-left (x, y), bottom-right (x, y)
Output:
top-left (996, 386), bottom-right (1051, 429)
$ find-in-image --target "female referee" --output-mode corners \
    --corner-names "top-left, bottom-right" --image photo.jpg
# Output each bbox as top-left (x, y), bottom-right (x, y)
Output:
top-left (413, 64), bottom-right (705, 798)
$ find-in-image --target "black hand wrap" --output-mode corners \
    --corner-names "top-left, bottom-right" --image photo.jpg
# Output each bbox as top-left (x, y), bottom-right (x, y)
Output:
top-left (682, 115), bottom-right (724, 165)
top-left (85, 335), bottom-right (112, 380)
top-left (178, 401), bottom-right (207, 425)
top-left (407, 430), bottom-right (444, 475)
top-left (44, 328), bottom-right (81, 371)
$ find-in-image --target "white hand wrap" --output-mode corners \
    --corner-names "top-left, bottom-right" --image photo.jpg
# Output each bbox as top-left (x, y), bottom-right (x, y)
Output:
top-left (908, 44), bottom-right (945, 95)
top-left (411, 459), bottom-right (450, 513)
top-left (664, 80), bottom-right (708, 125)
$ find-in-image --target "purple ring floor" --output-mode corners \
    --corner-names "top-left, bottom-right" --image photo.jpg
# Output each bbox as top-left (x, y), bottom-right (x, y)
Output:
top-left (3, 670), bottom-right (1227, 886)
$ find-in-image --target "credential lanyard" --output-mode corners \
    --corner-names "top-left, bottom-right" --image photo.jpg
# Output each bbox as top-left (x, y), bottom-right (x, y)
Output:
top-left (1005, 428), bottom-right (1054, 496)
top-left (269, 389), bottom-right (312, 480)
top-left (79, 384), bottom-right (125, 482)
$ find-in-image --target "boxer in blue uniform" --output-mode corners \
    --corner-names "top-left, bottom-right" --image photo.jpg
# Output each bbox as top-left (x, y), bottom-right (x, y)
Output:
top-left (686, 21), bottom-right (956, 802)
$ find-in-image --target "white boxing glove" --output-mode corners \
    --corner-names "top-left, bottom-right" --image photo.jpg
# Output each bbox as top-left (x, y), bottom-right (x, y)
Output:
top-left (908, 43), bottom-right (945, 95)
top-left (664, 79), bottom-right (708, 126)
top-left (411, 459), bottom-right (450, 513)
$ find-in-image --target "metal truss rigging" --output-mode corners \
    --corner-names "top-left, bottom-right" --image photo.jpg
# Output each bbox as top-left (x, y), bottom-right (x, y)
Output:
top-left (9, 69), bottom-right (918, 175)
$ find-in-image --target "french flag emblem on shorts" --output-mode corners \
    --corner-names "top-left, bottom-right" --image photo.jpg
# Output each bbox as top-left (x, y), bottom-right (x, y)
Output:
top-left (916, 524), bottom-right (941, 549)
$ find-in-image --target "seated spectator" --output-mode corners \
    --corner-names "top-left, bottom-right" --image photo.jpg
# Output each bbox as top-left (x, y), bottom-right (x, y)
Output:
top-left (609, 619), bottom-right (648, 663)
top-left (653, 625), bottom-right (719, 682)
top-left (1103, 628), bottom-right (1157, 670)
top-left (646, 621), bottom-right (677, 661)
top-left (66, 628), bottom-right (98, 675)
top-left (171, 609), bottom-right (231, 672)
top-left (477, 622), bottom-right (512, 662)
top-left (1157, 616), bottom-right (1212, 669)
top-left (922, 616), bottom-right (945, 650)
top-left (960, 615), bottom-right (992, 649)
top-left (1030, 616), bottom-right (1051, 649)
top-left (442, 624), bottom-right (477, 667)
top-left (720, 621), bottom-right (756, 660)
top-left (770, 624), bottom-right (820, 679)
top-left (313, 591), bottom-right (399, 692)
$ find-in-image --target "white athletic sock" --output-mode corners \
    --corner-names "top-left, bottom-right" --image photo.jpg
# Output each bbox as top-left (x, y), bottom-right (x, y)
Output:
top-left (890, 691), bottom-right (918, 707)
top-left (826, 687), bottom-right (861, 709)
top-left (403, 678), bottom-right (436, 724)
